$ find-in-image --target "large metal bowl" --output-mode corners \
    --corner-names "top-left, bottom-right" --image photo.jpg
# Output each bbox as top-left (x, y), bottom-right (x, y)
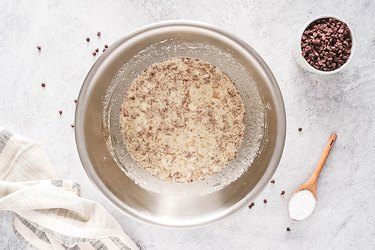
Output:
top-left (75, 20), bottom-right (286, 228)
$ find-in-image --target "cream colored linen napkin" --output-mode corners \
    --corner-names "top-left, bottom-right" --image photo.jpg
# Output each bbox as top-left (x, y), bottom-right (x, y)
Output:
top-left (0, 128), bottom-right (139, 250)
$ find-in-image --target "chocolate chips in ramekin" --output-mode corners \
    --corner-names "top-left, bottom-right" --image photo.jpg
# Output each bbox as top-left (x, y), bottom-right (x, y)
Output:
top-left (301, 18), bottom-right (352, 71)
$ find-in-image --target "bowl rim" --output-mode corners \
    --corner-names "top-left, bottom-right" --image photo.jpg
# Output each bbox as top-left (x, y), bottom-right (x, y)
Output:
top-left (296, 15), bottom-right (355, 75)
top-left (75, 20), bottom-right (286, 228)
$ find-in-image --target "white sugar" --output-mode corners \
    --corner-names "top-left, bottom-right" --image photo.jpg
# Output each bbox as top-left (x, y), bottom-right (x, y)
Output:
top-left (288, 190), bottom-right (316, 220)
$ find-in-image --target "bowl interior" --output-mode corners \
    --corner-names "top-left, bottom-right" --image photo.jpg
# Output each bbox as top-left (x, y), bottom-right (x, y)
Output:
top-left (76, 21), bottom-right (285, 227)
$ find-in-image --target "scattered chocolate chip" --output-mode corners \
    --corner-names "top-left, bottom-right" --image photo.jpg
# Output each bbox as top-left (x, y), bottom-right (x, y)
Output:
top-left (263, 199), bottom-right (267, 204)
top-left (92, 52), bottom-right (97, 56)
top-left (298, 127), bottom-right (302, 132)
top-left (248, 202), bottom-right (255, 209)
top-left (86, 37), bottom-right (90, 42)
top-left (271, 180), bottom-right (275, 184)
top-left (102, 48), bottom-right (106, 52)
top-left (97, 32), bottom-right (101, 37)
top-left (59, 110), bottom-right (62, 115)
top-left (71, 124), bottom-right (75, 128)
top-left (37, 45), bottom-right (41, 51)
top-left (95, 48), bottom-right (99, 53)
top-left (74, 99), bottom-right (77, 103)
top-left (287, 227), bottom-right (291, 232)
top-left (280, 190), bottom-right (285, 195)
top-left (41, 83), bottom-right (46, 88)
top-left (301, 18), bottom-right (352, 71)
top-left (104, 44), bottom-right (108, 48)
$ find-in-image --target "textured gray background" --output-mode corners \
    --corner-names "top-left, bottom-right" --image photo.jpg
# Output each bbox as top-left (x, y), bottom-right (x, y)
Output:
top-left (1, 1), bottom-right (375, 249)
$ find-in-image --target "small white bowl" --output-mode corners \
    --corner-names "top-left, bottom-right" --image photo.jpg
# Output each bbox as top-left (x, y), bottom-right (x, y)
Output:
top-left (293, 15), bottom-right (355, 75)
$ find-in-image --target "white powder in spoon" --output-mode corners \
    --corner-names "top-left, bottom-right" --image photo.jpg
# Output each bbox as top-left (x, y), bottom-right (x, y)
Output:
top-left (288, 190), bottom-right (316, 220)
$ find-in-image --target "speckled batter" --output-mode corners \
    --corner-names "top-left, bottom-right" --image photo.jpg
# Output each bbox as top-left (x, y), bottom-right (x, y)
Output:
top-left (120, 57), bottom-right (245, 183)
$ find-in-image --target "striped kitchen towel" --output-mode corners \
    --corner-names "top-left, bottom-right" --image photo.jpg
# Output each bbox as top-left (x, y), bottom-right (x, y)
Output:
top-left (0, 128), bottom-right (138, 250)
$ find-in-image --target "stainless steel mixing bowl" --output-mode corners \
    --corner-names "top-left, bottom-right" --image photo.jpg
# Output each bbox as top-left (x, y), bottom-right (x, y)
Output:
top-left (75, 20), bottom-right (286, 228)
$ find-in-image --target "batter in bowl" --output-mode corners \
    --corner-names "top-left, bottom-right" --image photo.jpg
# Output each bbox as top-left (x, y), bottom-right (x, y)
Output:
top-left (120, 57), bottom-right (246, 183)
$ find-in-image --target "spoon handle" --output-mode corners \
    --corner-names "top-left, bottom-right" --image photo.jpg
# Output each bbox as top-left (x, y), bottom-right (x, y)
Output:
top-left (310, 133), bottom-right (337, 183)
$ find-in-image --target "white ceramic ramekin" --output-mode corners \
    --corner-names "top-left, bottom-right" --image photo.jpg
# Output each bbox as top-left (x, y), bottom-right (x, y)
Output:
top-left (293, 15), bottom-right (355, 75)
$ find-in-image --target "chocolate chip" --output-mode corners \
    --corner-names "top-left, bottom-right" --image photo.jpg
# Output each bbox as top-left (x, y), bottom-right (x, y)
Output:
top-left (59, 110), bottom-right (62, 115)
top-left (248, 202), bottom-right (255, 209)
top-left (97, 32), bottom-right (101, 37)
top-left (86, 37), bottom-right (90, 42)
top-left (104, 44), bottom-right (108, 48)
top-left (263, 199), bottom-right (267, 204)
top-left (280, 191), bottom-right (285, 195)
top-left (312, 39), bottom-right (320, 45)
top-left (74, 99), bottom-right (77, 103)
top-left (71, 124), bottom-right (75, 128)
top-left (41, 83), bottom-right (46, 88)
top-left (92, 52), bottom-right (96, 56)
top-left (287, 227), bottom-right (291, 232)
top-left (301, 18), bottom-right (352, 71)
top-left (37, 45), bottom-right (41, 51)
top-left (270, 180), bottom-right (275, 184)
top-left (298, 127), bottom-right (302, 132)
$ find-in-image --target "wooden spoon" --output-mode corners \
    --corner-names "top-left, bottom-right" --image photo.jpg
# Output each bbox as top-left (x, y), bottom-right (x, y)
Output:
top-left (297, 133), bottom-right (337, 198)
